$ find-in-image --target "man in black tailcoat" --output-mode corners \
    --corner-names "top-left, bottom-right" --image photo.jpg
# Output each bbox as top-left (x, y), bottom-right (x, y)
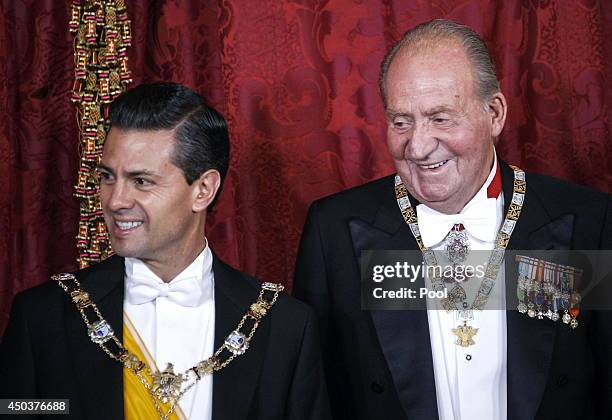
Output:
top-left (1, 82), bottom-right (330, 420)
top-left (294, 19), bottom-right (612, 420)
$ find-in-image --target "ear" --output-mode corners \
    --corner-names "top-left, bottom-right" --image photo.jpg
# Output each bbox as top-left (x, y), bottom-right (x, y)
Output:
top-left (487, 91), bottom-right (507, 141)
top-left (192, 169), bottom-right (221, 213)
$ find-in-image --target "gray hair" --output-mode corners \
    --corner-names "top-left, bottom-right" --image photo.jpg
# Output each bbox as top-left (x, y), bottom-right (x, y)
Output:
top-left (379, 19), bottom-right (500, 107)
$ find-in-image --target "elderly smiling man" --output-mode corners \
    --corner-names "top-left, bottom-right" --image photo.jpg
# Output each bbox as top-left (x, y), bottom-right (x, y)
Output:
top-left (0, 83), bottom-right (330, 420)
top-left (294, 19), bottom-right (612, 420)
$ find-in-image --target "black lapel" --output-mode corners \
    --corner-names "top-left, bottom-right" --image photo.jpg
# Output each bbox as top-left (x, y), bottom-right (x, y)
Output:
top-left (66, 255), bottom-right (125, 420)
top-left (350, 176), bottom-right (439, 420)
top-left (211, 255), bottom-right (269, 419)
top-left (501, 161), bottom-right (574, 420)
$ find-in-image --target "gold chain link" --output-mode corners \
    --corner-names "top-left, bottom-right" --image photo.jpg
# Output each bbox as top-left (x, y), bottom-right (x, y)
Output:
top-left (53, 273), bottom-right (283, 419)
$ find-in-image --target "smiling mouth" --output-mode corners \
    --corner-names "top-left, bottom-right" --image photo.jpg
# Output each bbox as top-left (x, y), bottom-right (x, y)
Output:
top-left (418, 160), bottom-right (449, 169)
top-left (115, 221), bottom-right (143, 231)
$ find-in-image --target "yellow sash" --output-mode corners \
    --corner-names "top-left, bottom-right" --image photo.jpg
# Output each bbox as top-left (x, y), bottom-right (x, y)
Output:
top-left (123, 314), bottom-right (186, 420)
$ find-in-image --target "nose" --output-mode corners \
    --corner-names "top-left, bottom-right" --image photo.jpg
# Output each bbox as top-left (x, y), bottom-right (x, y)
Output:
top-left (101, 181), bottom-right (134, 212)
top-left (407, 121), bottom-right (437, 160)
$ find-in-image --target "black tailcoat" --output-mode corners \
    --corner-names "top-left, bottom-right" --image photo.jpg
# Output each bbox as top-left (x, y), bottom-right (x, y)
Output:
top-left (1, 255), bottom-right (331, 420)
top-left (294, 161), bottom-right (612, 420)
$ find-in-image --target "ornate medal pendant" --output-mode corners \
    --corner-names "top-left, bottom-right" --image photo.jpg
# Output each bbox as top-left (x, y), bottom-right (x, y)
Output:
top-left (562, 311), bottom-right (572, 324)
top-left (225, 330), bottom-right (249, 355)
top-left (151, 363), bottom-right (184, 404)
top-left (394, 165), bottom-right (527, 350)
top-left (452, 322), bottom-right (478, 347)
top-left (444, 226), bottom-right (470, 265)
top-left (88, 320), bottom-right (114, 344)
top-left (448, 284), bottom-right (467, 303)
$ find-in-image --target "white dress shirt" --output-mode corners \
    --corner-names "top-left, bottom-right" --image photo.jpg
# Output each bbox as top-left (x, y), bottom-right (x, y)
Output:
top-left (124, 244), bottom-right (215, 420)
top-left (417, 154), bottom-right (507, 420)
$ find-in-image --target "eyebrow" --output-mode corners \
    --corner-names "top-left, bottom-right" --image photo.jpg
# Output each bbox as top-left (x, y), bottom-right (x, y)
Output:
top-left (96, 164), bottom-right (114, 175)
top-left (385, 109), bottom-right (413, 119)
top-left (423, 106), bottom-right (456, 116)
top-left (386, 106), bottom-right (457, 119)
top-left (96, 164), bottom-right (158, 178)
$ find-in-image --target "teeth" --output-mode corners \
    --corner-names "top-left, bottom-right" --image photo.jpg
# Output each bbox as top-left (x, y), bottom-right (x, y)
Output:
top-left (420, 160), bottom-right (448, 169)
top-left (116, 221), bottom-right (143, 230)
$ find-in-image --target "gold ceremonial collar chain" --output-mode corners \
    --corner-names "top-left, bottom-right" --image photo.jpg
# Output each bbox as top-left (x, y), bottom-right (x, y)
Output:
top-left (53, 273), bottom-right (283, 420)
top-left (393, 165), bottom-right (526, 347)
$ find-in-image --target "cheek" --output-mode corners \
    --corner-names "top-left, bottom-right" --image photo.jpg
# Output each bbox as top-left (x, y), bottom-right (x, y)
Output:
top-left (99, 187), bottom-right (110, 207)
top-left (151, 192), bottom-right (193, 221)
top-left (460, 117), bottom-right (493, 153)
top-left (386, 130), bottom-right (407, 158)
top-left (449, 128), bottom-right (486, 157)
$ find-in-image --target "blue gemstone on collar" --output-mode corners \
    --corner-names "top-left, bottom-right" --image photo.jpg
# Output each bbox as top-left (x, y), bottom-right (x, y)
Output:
top-left (88, 320), bottom-right (114, 344)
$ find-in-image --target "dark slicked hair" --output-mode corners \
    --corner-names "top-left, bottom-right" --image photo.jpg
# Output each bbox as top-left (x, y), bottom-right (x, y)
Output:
top-left (379, 19), bottom-right (500, 107)
top-left (109, 82), bottom-right (230, 209)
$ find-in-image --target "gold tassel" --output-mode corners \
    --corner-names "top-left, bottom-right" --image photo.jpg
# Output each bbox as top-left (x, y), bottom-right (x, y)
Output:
top-left (71, 0), bottom-right (132, 268)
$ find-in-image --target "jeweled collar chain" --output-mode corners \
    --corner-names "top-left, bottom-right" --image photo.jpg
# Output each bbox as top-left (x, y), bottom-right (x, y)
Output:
top-left (53, 272), bottom-right (283, 420)
top-left (393, 165), bottom-right (526, 347)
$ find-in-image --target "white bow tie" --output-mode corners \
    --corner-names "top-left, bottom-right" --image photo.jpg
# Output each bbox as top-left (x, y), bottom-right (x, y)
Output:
top-left (416, 198), bottom-right (498, 248)
top-left (126, 275), bottom-right (204, 307)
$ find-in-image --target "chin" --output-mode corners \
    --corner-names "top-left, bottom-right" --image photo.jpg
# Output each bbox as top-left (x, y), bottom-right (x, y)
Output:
top-left (109, 242), bottom-right (136, 258)
top-left (416, 187), bottom-right (452, 203)
top-left (111, 248), bottom-right (131, 258)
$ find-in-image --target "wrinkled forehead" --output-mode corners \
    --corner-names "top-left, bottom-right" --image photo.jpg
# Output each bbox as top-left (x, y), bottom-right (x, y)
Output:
top-left (385, 46), bottom-right (480, 110)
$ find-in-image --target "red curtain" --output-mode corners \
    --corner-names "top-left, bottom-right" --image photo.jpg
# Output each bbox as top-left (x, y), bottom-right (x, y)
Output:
top-left (1, 0), bottom-right (611, 334)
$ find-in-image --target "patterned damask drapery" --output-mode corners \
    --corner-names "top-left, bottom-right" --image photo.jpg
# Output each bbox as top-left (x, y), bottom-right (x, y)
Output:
top-left (1, 0), bottom-right (611, 333)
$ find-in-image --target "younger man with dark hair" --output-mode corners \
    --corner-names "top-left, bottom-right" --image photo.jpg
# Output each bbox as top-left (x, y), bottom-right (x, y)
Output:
top-left (1, 83), bottom-right (330, 420)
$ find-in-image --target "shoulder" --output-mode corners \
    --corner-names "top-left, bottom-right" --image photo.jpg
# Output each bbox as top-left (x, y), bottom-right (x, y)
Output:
top-left (306, 174), bottom-right (396, 221)
top-left (10, 256), bottom-right (124, 316)
top-left (5, 256), bottom-right (124, 346)
top-left (522, 170), bottom-right (611, 225)
top-left (212, 256), bottom-right (314, 323)
top-left (313, 174), bottom-right (394, 210)
top-left (213, 257), bottom-right (319, 357)
top-left (525, 170), bottom-right (610, 206)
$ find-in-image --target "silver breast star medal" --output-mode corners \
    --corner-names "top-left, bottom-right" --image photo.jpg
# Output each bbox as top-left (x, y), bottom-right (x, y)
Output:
top-left (444, 225), bottom-right (470, 265)
top-left (151, 363), bottom-right (184, 404)
top-left (452, 322), bottom-right (478, 347)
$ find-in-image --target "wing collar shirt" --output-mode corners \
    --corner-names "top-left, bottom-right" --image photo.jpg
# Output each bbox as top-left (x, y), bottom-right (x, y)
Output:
top-left (124, 243), bottom-right (215, 420)
top-left (416, 151), bottom-right (507, 420)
